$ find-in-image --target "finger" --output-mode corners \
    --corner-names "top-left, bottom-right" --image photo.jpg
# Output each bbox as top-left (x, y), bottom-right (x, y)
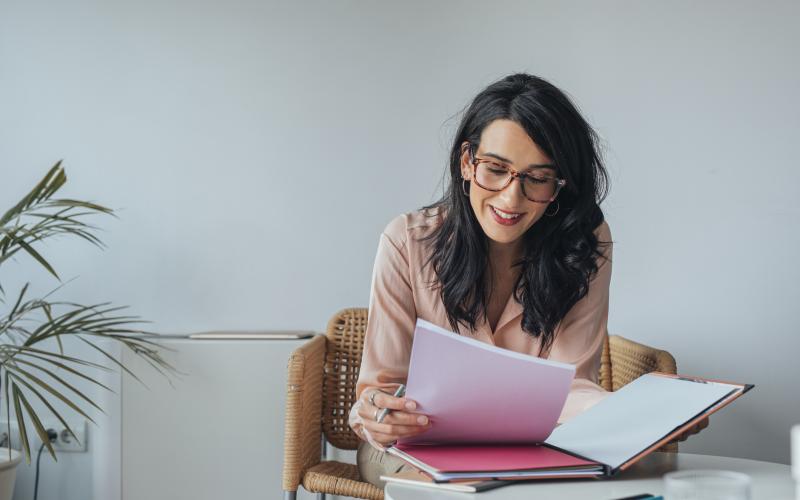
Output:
top-left (369, 422), bottom-right (431, 440)
top-left (366, 424), bottom-right (430, 445)
top-left (357, 401), bottom-right (422, 424)
top-left (372, 390), bottom-right (417, 411)
top-left (364, 419), bottom-right (427, 437)
top-left (357, 402), bottom-right (380, 421)
top-left (363, 419), bottom-right (431, 438)
top-left (381, 411), bottom-right (429, 426)
top-left (359, 388), bottom-right (382, 407)
top-left (689, 419), bottom-right (707, 435)
top-left (358, 403), bottom-right (418, 425)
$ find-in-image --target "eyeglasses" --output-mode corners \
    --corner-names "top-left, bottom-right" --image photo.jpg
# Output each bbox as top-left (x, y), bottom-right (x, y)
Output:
top-left (468, 149), bottom-right (566, 203)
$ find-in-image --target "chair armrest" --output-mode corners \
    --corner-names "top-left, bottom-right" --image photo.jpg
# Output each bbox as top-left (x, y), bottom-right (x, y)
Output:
top-left (609, 335), bottom-right (677, 391)
top-left (282, 334), bottom-right (327, 492)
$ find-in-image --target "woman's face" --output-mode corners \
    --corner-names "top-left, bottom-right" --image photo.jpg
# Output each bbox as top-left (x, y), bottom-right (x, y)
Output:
top-left (460, 119), bottom-right (556, 248)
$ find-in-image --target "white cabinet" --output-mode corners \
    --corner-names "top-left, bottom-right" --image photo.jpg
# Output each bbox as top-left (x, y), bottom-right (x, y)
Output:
top-left (120, 335), bottom-right (317, 500)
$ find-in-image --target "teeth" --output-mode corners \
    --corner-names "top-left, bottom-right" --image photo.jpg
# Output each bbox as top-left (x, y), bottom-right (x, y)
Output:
top-left (492, 207), bottom-right (521, 219)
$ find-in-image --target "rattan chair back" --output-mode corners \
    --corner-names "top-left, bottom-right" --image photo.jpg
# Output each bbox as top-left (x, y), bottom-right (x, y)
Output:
top-left (321, 308), bottom-right (369, 450)
top-left (606, 335), bottom-right (677, 390)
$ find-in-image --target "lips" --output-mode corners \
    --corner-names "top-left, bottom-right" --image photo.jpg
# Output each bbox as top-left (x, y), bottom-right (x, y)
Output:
top-left (490, 205), bottom-right (524, 226)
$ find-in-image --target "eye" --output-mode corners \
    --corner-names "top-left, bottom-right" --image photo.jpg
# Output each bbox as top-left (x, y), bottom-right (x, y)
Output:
top-left (486, 163), bottom-right (507, 175)
top-left (525, 173), bottom-right (550, 184)
top-left (527, 168), bottom-right (558, 180)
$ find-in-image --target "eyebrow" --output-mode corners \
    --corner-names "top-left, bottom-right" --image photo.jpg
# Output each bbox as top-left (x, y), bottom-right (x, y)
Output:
top-left (482, 151), bottom-right (556, 170)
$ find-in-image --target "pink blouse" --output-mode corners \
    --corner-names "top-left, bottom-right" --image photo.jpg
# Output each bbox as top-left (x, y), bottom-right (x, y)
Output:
top-left (349, 209), bottom-right (613, 449)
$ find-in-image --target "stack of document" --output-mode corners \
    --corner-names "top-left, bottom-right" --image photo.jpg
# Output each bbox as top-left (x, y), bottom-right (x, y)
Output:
top-left (382, 319), bottom-right (752, 490)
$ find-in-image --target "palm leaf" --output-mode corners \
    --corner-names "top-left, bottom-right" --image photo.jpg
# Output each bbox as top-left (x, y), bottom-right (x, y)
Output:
top-left (15, 384), bottom-right (56, 460)
top-left (11, 384), bottom-right (31, 463)
top-left (4, 370), bottom-right (11, 461)
top-left (0, 162), bottom-right (113, 282)
top-left (10, 238), bottom-right (59, 280)
top-left (3, 364), bottom-right (97, 423)
top-left (76, 337), bottom-right (145, 386)
top-left (13, 349), bottom-right (110, 375)
top-left (0, 345), bottom-right (109, 371)
top-left (8, 283), bottom-right (29, 319)
top-left (24, 302), bottom-right (124, 343)
top-left (8, 372), bottom-right (79, 447)
top-left (0, 163), bottom-right (64, 227)
top-left (12, 357), bottom-right (113, 392)
top-left (0, 246), bottom-right (22, 269)
top-left (45, 199), bottom-right (113, 214)
top-left (4, 362), bottom-right (103, 415)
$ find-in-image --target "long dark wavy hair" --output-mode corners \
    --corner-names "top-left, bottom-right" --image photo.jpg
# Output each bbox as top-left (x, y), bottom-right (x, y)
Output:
top-left (423, 73), bottom-right (610, 354)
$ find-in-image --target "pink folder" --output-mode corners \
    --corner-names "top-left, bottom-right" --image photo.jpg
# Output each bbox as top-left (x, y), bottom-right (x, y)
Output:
top-left (394, 443), bottom-right (596, 472)
top-left (398, 319), bottom-right (575, 445)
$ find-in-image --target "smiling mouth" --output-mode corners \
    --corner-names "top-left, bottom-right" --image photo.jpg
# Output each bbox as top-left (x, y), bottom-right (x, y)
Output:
top-left (491, 206), bottom-right (522, 219)
top-left (489, 205), bottom-right (524, 226)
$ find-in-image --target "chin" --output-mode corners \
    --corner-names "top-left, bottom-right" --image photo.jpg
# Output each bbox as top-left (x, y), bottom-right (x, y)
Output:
top-left (485, 230), bottom-right (524, 245)
top-left (480, 218), bottom-right (538, 245)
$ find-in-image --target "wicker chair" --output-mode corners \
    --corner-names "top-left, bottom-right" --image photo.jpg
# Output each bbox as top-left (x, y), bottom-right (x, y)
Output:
top-left (282, 308), bottom-right (677, 500)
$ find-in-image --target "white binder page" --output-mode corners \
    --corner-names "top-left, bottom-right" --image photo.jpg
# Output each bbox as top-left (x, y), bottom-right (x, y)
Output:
top-left (545, 374), bottom-right (737, 470)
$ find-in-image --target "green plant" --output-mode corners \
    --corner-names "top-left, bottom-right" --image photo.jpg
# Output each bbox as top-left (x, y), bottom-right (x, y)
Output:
top-left (0, 162), bottom-right (171, 462)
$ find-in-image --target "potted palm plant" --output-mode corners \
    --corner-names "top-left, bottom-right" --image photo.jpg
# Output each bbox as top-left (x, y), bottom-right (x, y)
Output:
top-left (0, 162), bottom-right (171, 499)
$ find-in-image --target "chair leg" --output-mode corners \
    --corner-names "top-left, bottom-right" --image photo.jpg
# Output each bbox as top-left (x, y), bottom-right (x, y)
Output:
top-left (283, 491), bottom-right (296, 500)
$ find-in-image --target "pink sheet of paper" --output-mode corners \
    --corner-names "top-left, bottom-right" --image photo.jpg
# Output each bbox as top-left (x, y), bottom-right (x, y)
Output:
top-left (399, 319), bottom-right (575, 445)
top-left (395, 443), bottom-right (596, 472)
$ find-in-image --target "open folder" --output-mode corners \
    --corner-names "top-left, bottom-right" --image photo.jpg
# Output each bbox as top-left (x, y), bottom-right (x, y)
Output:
top-left (385, 319), bottom-right (753, 482)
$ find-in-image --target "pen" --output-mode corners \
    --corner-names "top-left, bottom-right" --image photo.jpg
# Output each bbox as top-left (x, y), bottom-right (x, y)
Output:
top-left (610, 495), bottom-right (662, 500)
top-left (376, 384), bottom-right (406, 423)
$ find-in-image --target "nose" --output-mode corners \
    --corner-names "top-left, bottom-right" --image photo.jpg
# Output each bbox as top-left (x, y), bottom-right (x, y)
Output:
top-left (498, 176), bottom-right (526, 206)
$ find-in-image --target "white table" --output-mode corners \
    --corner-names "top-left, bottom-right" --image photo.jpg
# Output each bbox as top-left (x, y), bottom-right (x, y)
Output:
top-left (385, 453), bottom-right (796, 500)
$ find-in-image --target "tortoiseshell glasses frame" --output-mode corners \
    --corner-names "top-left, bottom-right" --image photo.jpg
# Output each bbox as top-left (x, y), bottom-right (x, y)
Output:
top-left (465, 144), bottom-right (567, 203)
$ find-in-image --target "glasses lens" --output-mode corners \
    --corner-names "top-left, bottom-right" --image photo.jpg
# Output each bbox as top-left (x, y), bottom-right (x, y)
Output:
top-left (522, 173), bottom-right (558, 201)
top-left (475, 162), bottom-right (511, 190)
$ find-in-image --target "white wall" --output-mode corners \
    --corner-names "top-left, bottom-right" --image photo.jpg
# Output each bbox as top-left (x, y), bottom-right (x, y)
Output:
top-left (1, 0), bottom-right (798, 497)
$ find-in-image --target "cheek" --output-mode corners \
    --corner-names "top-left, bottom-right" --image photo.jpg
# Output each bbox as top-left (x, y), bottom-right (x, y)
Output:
top-left (521, 204), bottom-right (547, 228)
top-left (468, 184), bottom-right (488, 214)
top-left (526, 210), bottom-right (545, 226)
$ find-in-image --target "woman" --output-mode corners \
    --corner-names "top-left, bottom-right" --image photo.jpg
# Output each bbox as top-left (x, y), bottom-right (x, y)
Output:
top-left (349, 74), bottom-right (704, 487)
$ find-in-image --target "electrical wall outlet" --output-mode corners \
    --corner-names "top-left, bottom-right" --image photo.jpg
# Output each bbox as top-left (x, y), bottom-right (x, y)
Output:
top-left (52, 420), bottom-right (87, 452)
top-left (0, 419), bottom-right (88, 453)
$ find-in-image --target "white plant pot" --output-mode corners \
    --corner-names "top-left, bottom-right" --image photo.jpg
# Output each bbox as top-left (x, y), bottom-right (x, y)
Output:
top-left (0, 448), bottom-right (22, 500)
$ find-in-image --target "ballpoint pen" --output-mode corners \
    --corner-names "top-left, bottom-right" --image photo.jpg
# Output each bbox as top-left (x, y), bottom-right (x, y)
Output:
top-left (376, 384), bottom-right (406, 423)
top-left (610, 495), bottom-right (663, 500)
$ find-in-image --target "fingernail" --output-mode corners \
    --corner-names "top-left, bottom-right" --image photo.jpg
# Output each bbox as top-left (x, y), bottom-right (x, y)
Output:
top-left (417, 415), bottom-right (428, 425)
top-left (405, 401), bottom-right (416, 410)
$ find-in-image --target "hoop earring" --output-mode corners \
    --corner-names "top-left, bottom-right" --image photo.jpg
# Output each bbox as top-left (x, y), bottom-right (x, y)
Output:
top-left (462, 178), bottom-right (470, 197)
top-left (545, 201), bottom-right (560, 217)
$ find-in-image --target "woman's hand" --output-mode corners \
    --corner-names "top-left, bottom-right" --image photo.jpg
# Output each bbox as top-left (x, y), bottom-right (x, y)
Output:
top-left (671, 416), bottom-right (710, 443)
top-left (358, 386), bottom-right (431, 446)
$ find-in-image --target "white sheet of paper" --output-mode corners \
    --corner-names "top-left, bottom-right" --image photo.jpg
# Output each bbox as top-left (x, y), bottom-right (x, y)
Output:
top-left (545, 373), bottom-right (737, 469)
top-left (400, 319), bottom-right (576, 444)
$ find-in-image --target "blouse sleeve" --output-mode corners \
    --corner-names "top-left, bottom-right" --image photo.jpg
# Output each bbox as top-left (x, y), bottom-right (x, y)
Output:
top-left (348, 217), bottom-right (417, 448)
top-left (550, 221), bottom-right (614, 423)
